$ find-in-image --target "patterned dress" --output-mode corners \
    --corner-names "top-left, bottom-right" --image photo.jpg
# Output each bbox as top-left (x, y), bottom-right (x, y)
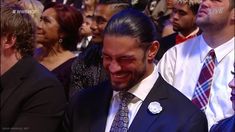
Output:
top-left (69, 43), bottom-right (108, 97)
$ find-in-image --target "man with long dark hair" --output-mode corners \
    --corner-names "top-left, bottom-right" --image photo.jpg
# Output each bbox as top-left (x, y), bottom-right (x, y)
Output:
top-left (63, 8), bottom-right (208, 132)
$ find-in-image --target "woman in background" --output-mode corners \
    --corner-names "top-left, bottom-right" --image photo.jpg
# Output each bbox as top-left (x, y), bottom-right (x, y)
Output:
top-left (35, 3), bottom-right (83, 99)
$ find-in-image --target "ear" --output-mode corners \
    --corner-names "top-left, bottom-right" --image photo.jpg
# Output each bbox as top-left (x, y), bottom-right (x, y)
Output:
top-left (3, 34), bottom-right (16, 49)
top-left (59, 31), bottom-right (65, 38)
top-left (147, 40), bottom-right (160, 62)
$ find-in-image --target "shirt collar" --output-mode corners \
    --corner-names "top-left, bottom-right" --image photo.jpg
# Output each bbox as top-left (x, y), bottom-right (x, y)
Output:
top-left (112, 64), bottom-right (159, 102)
top-left (199, 36), bottom-right (234, 63)
top-left (87, 36), bottom-right (92, 41)
top-left (214, 37), bottom-right (234, 63)
top-left (178, 27), bottom-right (199, 38)
top-left (129, 64), bottom-right (159, 101)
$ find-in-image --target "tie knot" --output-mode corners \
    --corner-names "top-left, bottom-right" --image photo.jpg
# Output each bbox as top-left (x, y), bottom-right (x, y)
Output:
top-left (119, 92), bottom-right (135, 104)
top-left (208, 49), bottom-right (216, 59)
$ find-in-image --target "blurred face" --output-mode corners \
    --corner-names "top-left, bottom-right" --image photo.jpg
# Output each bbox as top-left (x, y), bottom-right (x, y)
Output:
top-left (37, 8), bottom-right (60, 47)
top-left (196, 0), bottom-right (232, 30)
top-left (0, 35), bottom-right (6, 62)
top-left (3, 0), bottom-right (18, 4)
top-left (166, 0), bottom-right (175, 9)
top-left (229, 64), bottom-right (235, 111)
top-left (172, 3), bottom-right (197, 35)
top-left (90, 4), bottom-right (115, 43)
top-left (83, 0), bottom-right (96, 6)
top-left (80, 15), bottom-right (93, 36)
top-left (149, 0), bottom-right (157, 12)
top-left (102, 35), bottom-right (152, 91)
top-left (0, 36), bottom-right (6, 76)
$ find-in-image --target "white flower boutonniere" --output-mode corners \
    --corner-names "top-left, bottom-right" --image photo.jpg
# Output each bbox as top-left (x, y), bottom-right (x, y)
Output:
top-left (148, 101), bottom-right (163, 114)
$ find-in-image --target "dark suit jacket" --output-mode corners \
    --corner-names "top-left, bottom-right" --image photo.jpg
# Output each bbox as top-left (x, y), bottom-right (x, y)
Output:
top-left (155, 30), bottom-right (202, 61)
top-left (0, 56), bottom-right (66, 132)
top-left (155, 33), bottom-right (178, 61)
top-left (210, 115), bottom-right (235, 132)
top-left (63, 74), bottom-right (208, 132)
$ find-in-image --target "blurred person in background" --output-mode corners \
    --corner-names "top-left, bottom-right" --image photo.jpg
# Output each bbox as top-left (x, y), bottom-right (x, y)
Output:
top-left (1, 0), bottom-right (18, 4)
top-left (76, 11), bottom-right (93, 53)
top-left (145, 0), bottom-right (175, 37)
top-left (81, 0), bottom-right (98, 16)
top-left (18, 0), bottom-right (44, 49)
top-left (155, 0), bottom-right (200, 61)
top-left (75, 0), bottom-right (98, 53)
top-left (18, 0), bottom-right (44, 25)
top-left (69, 0), bottom-right (130, 97)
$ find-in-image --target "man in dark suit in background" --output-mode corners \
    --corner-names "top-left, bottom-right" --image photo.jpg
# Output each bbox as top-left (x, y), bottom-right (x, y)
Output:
top-left (0, 4), bottom-right (66, 132)
top-left (155, 0), bottom-right (201, 60)
top-left (63, 8), bottom-right (208, 132)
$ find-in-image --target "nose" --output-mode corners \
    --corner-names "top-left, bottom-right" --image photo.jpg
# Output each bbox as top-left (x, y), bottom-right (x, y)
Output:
top-left (90, 19), bottom-right (97, 32)
top-left (37, 20), bottom-right (43, 30)
top-left (81, 22), bottom-right (86, 27)
top-left (109, 60), bottom-right (121, 74)
top-left (172, 12), bottom-right (179, 21)
top-left (229, 78), bottom-right (235, 89)
top-left (199, 0), bottom-right (209, 10)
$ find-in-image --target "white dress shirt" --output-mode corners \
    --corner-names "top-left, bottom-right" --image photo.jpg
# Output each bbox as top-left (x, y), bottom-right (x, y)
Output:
top-left (157, 35), bottom-right (235, 129)
top-left (105, 65), bottom-right (159, 132)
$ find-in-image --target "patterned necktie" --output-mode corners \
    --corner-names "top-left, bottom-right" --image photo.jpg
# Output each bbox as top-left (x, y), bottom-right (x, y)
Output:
top-left (192, 49), bottom-right (216, 111)
top-left (110, 92), bottom-right (135, 132)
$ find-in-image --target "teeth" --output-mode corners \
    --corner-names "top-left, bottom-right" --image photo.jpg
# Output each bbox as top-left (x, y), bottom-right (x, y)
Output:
top-left (112, 74), bottom-right (128, 78)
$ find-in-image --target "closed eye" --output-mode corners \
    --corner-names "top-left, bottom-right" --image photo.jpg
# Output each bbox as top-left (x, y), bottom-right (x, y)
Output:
top-left (117, 57), bottom-right (135, 65)
top-left (40, 16), bottom-right (50, 23)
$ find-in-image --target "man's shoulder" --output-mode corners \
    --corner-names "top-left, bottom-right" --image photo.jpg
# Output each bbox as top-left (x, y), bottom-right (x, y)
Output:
top-left (70, 81), bottom-right (111, 104)
top-left (133, 75), bottom-right (208, 130)
top-left (155, 75), bottom-right (203, 113)
top-left (210, 115), bottom-right (235, 132)
top-left (160, 33), bottom-right (177, 46)
top-left (20, 57), bottom-right (64, 91)
top-left (163, 35), bottom-right (201, 59)
top-left (155, 75), bottom-right (188, 100)
top-left (161, 33), bottom-right (178, 40)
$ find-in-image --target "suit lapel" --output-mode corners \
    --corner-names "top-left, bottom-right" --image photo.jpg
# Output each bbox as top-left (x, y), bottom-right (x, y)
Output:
top-left (90, 82), bottom-right (113, 132)
top-left (1, 57), bottom-right (32, 108)
top-left (128, 75), bottom-right (169, 131)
